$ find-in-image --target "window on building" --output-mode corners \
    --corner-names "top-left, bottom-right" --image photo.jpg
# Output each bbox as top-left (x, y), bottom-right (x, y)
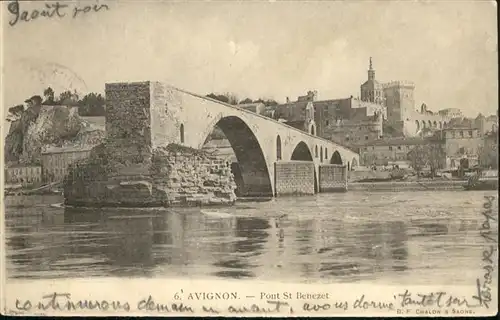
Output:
top-left (365, 135), bottom-right (369, 140)
top-left (397, 146), bottom-right (401, 150)
top-left (460, 131), bottom-right (464, 138)
top-left (346, 137), bottom-right (350, 141)
top-left (389, 146), bottom-right (393, 151)
top-left (325, 120), bottom-right (329, 126)
top-left (469, 130), bottom-right (473, 137)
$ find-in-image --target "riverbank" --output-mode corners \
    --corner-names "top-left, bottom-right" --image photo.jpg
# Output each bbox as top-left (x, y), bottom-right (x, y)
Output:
top-left (348, 179), bottom-right (467, 192)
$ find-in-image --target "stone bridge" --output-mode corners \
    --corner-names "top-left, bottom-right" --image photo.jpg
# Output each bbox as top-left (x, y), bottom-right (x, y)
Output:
top-left (106, 81), bottom-right (359, 197)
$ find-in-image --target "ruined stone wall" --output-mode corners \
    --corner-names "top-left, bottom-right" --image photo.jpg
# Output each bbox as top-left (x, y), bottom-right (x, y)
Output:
top-left (151, 145), bottom-right (236, 206)
top-left (64, 143), bottom-right (237, 207)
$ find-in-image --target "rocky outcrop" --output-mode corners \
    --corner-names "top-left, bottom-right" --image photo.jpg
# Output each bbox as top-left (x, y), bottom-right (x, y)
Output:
top-left (64, 143), bottom-right (237, 207)
top-left (4, 105), bottom-right (105, 164)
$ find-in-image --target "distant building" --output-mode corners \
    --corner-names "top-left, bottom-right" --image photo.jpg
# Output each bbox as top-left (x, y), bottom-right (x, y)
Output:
top-left (237, 102), bottom-right (266, 115)
top-left (479, 130), bottom-right (498, 169)
top-left (4, 164), bottom-right (42, 186)
top-left (323, 112), bottom-right (383, 148)
top-left (436, 127), bottom-right (482, 169)
top-left (273, 93), bottom-right (385, 140)
top-left (41, 147), bottom-right (93, 182)
top-left (474, 113), bottom-right (498, 135)
top-left (438, 108), bottom-right (463, 119)
top-left (202, 139), bottom-right (237, 162)
top-left (359, 137), bottom-right (431, 166)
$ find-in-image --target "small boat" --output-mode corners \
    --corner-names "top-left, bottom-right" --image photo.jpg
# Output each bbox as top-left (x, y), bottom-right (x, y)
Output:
top-left (464, 169), bottom-right (498, 191)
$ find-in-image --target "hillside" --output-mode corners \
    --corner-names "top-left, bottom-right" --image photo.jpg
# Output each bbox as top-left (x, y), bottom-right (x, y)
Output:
top-left (4, 105), bottom-right (105, 165)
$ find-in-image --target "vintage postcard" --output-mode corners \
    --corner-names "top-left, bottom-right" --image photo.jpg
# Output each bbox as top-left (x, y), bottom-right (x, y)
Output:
top-left (1, 0), bottom-right (498, 317)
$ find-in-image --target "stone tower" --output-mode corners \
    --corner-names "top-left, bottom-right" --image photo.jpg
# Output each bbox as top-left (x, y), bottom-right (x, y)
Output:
top-left (360, 57), bottom-right (384, 105)
top-left (383, 80), bottom-right (415, 124)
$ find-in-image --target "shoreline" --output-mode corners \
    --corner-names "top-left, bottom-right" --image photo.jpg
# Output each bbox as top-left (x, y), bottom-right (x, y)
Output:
top-left (348, 179), bottom-right (467, 191)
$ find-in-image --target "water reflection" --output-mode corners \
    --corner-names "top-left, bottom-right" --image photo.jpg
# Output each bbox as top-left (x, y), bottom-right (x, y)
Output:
top-left (4, 191), bottom-right (498, 284)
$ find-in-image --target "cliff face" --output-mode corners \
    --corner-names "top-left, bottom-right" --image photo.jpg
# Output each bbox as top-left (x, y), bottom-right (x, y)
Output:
top-left (4, 105), bottom-right (105, 164)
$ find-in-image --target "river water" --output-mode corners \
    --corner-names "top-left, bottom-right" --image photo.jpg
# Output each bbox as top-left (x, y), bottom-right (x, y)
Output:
top-left (4, 191), bottom-right (498, 285)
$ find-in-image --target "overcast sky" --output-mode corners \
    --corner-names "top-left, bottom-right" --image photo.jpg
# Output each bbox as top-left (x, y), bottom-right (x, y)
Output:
top-left (2, 0), bottom-right (498, 118)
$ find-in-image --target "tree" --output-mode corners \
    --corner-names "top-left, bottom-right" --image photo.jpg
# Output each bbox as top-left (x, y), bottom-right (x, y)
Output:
top-left (407, 145), bottom-right (426, 178)
top-left (239, 98), bottom-right (253, 104)
top-left (407, 143), bottom-right (445, 178)
top-left (206, 93), bottom-right (239, 105)
top-left (57, 90), bottom-right (79, 106)
top-left (78, 92), bottom-right (106, 116)
top-left (254, 98), bottom-right (278, 106)
top-left (42, 87), bottom-right (55, 105)
top-left (426, 143), bottom-right (445, 177)
top-left (6, 104), bottom-right (24, 122)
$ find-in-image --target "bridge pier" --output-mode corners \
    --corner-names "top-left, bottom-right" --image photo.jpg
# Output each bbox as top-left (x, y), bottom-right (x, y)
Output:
top-left (318, 164), bottom-right (348, 192)
top-left (274, 161), bottom-right (316, 196)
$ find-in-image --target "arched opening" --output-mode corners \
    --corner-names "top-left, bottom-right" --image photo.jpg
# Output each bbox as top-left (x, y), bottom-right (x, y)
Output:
top-left (325, 148), bottom-right (328, 160)
top-left (291, 141), bottom-right (318, 193)
top-left (439, 121), bottom-right (442, 129)
top-left (415, 120), bottom-right (420, 132)
top-left (315, 145), bottom-right (318, 158)
top-left (276, 135), bottom-right (282, 160)
top-left (330, 150), bottom-right (343, 164)
top-left (348, 161), bottom-right (350, 171)
top-left (422, 121), bottom-right (426, 129)
top-left (428, 120), bottom-right (432, 128)
top-left (320, 147), bottom-right (323, 162)
top-left (433, 121), bottom-right (437, 128)
top-left (310, 124), bottom-right (316, 136)
top-left (351, 157), bottom-right (358, 170)
top-left (180, 124), bottom-right (185, 143)
top-left (203, 116), bottom-right (273, 197)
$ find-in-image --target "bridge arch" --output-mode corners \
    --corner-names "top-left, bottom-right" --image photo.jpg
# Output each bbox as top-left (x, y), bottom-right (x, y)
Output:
top-left (291, 141), bottom-right (313, 161)
top-left (204, 116), bottom-right (273, 197)
top-left (330, 150), bottom-right (343, 164)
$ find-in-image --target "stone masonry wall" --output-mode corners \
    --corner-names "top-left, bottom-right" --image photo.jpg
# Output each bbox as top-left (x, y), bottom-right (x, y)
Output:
top-left (274, 161), bottom-right (315, 196)
top-left (105, 82), bottom-right (152, 166)
top-left (319, 164), bottom-right (348, 192)
top-left (151, 145), bottom-right (237, 206)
